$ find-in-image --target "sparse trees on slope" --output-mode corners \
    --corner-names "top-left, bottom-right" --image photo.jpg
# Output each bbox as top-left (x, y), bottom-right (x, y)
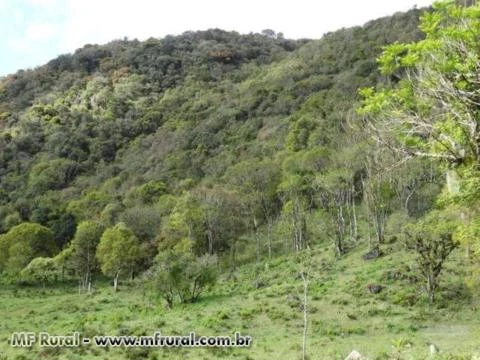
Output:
top-left (193, 187), bottom-right (245, 257)
top-left (224, 160), bottom-right (281, 261)
top-left (279, 174), bottom-right (309, 253)
top-left (314, 169), bottom-right (356, 256)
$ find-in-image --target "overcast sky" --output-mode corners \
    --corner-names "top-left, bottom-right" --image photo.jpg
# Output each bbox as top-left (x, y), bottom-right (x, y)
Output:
top-left (0, 0), bottom-right (434, 77)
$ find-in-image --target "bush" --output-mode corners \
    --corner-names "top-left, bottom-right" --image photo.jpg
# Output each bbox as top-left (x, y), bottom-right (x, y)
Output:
top-left (0, 223), bottom-right (57, 274)
top-left (148, 251), bottom-right (217, 308)
top-left (20, 257), bottom-right (59, 287)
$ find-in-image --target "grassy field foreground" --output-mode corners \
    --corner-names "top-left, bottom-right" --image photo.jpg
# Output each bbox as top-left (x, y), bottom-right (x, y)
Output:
top-left (0, 242), bottom-right (479, 360)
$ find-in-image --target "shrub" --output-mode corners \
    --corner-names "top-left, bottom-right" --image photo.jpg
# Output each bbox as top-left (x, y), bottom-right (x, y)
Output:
top-left (20, 257), bottom-right (59, 287)
top-left (148, 251), bottom-right (217, 308)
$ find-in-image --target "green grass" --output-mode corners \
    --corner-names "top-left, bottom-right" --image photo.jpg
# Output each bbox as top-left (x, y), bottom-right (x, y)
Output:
top-left (0, 243), bottom-right (479, 360)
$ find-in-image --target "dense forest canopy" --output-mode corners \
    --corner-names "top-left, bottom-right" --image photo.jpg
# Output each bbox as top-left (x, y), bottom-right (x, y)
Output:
top-left (0, 1), bottom-right (478, 312)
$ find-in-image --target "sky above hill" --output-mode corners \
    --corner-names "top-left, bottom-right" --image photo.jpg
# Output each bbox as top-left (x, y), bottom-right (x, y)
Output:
top-left (0, 0), bottom-right (434, 77)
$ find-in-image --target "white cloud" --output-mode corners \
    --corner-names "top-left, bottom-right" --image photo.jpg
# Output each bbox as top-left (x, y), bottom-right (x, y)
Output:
top-left (55, 0), bottom-right (434, 54)
top-left (8, 22), bottom-right (59, 57)
top-left (13, 9), bottom-right (24, 25)
top-left (25, 22), bottom-right (58, 41)
top-left (27, 0), bottom-right (58, 8)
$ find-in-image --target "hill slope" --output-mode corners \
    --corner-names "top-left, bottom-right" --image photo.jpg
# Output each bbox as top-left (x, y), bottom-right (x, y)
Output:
top-left (3, 4), bottom-right (480, 360)
top-left (0, 242), bottom-right (478, 359)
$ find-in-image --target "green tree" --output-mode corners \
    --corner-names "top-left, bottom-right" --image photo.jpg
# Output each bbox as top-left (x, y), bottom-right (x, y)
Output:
top-left (193, 187), bottom-right (245, 257)
top-left (27, 158), bottom-right (79, 195)
top-left (96, 223), bottom-right (140, 291)
top-left (359, 1), bottom-right (480, 206)
top-left (224, 160), bottom-right (281, 261)
top-left (404, 209), bottom-right (459, 302)
top-left (159, 193), bottom-right (205, 253)
top-left (67, 191), bottom-right (112, 222)
top-left (119, 205), bottom-right (162, 243)
top-left (70, 221), bottom-right (105, 291)
top-left (125, 180), bottom-right (167, 205)
top-left (0, 223), bottom-right (57, 274)
top-left (278, 174), bottom-right (309, 253)
top-left (314, 169), bottom-right (356, 256)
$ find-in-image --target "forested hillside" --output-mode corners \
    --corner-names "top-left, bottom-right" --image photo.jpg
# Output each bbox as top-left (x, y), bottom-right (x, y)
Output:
top-left (0, 9), bottom-right (423, 259)
top-left (1, 1), bottom-right (480, 359)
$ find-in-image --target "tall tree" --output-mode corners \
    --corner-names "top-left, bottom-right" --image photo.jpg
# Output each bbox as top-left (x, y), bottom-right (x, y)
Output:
top-left (314, 169), bottom-right (356, 256)
top-left (96, 223), bottom-right (140, 291)
top-left (359, 0), bottom-right (480, 260)
top-left (70, 220), bottom-right (105, 291)
top-left (359, 1), bottom-right (480, 204)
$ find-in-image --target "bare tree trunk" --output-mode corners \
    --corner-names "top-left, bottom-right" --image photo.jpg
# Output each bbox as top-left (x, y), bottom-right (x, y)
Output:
top-left (427, 274), bottom-right (436, 303)
top-left (207, 227), bottom-right (214, 255)
top-left (335, 206), bottom-right (345, 256)
top-left (351, 189), bottom-right (358, 242)
top-left (367, 214), bottom-right (373, 250)
top-left (113, 272), bottom-right (119, 292)
top-left (230, 239), bottom-right (237, 271)
top-left (254, 217), bottom-right (260, 264)
top-left (300, 272), bottom-right (309, 360)
top-left (267, 220), bottom-right (272, 260)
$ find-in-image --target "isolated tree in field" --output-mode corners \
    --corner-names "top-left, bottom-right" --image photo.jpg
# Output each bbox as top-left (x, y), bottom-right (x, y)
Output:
top-left (71, 220), bottom-right (105, 291)
top-left (96, 223), bottom-right (140, 291)
top-left (0, 223), bottom-right (57, 274)
top-left (404, 209), bottom-right (459, 302)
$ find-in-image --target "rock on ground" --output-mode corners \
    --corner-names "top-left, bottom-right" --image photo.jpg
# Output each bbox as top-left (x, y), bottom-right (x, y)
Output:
top-left (345, 350), bottom-right (367, 360)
